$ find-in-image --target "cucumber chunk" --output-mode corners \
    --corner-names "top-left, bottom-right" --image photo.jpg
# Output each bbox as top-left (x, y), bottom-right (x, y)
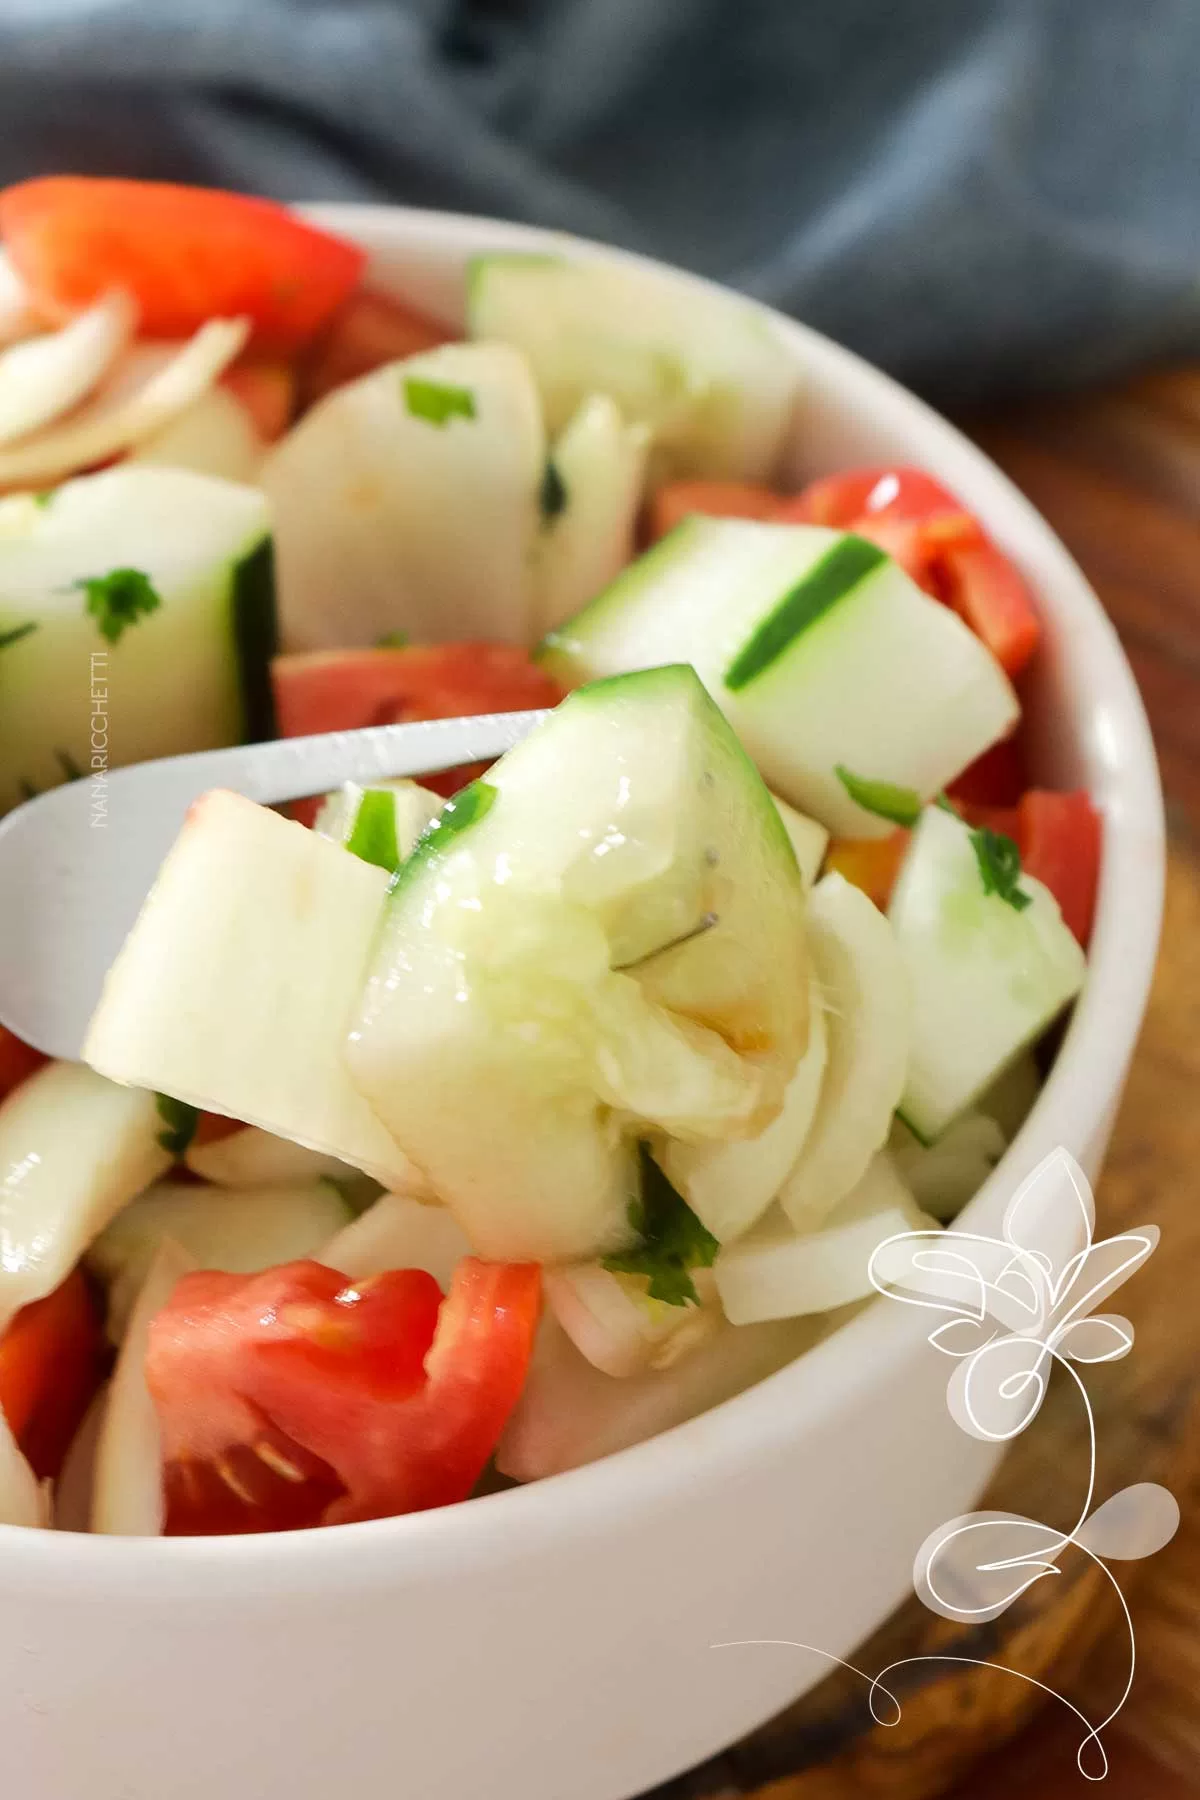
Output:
top-left (889, 806), bottom-right (1087, 1141)
top-left (468, 253), bottom-right (799, 482)
top-left (535, 393), bottom-right (649, 635)
top-left (540, 517), bottom-right (1019, 835)
top-left (347, 665), bottom-right (808, 1263)
top-left (778, 874), bottom-right (911, 1232)
top-left (0, 1061), bottom-right (172, 1330)
top-left (83, 789), bottom-right (428, 1194)
top-left (0, 466), bottom-right (275, 811)
top-left (771, 793), bottom-right (829, 887)
top-left (715, 1155), bottom-right (935, 1325)
top-left (89, 1179), bottom-right (353, 1342)
top-left (264, 342), bottom-right (544, 649)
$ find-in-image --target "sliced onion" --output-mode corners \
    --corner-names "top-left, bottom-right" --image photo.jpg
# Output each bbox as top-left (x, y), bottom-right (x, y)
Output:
top-left (544, 1262), bottom-right (719, 1377)
top-left (0, 249), bottom-right (38, 348)
top-left (0, 289), bottom-right (136, 449)
top-left (0, 316), bottom-right (249, 490)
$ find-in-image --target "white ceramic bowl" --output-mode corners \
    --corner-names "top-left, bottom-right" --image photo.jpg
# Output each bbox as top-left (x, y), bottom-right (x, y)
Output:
top-left (0, 208), bottom-right (1164, 1800)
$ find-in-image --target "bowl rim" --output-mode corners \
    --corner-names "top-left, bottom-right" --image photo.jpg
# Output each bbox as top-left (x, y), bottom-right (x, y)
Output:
top-left (5, 202), bottom-right (1164, 1585)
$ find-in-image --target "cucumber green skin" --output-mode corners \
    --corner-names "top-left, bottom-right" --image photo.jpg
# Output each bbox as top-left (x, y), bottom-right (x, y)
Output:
top-left (346, 787), bottom-right (402, 874)
top-left (724, 535), bottom-right (887, 690)
top-left (231, 536), bottom-right (278, 742)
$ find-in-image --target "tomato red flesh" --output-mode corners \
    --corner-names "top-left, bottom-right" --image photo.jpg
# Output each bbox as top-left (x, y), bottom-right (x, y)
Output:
top-left (0, 1026), bottom-right (46, 1103)
top-left (148, 1258), bottom-right (540, 1534)
top-left (648, 479), bottom-right (782, 542)
top-left (221, 360), bottom-right (296, 439)
top-left (779, 466), bottom-right (964, 527)
top-left (0, 177), bottom-right (365, 350)
top-left (949, 734), bottom-right (1028, 808)
top-left (1015, 790), bottom-right (1102, 947)
top-left (936, 541), bottom-right (1040, 678)
top-left (300, 288), bottom-right (450, 404)
top-left (0, 1270), bottom-right (106, 1480)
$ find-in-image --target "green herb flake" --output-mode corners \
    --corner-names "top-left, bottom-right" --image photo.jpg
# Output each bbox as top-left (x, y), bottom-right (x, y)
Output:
top-left (155, 1093), bottom-right (201, 1156)
top-left (0, 621), bottom-right (37, 651)
top-left (969, 826), bottom-right (1033, 911)
top-left (345, 788), bottom-right (401, 875)
top-left (835, 765), bottom-right (922, 828)
top-left (402, 376), bottom-right (476, 428)
top-left (374, 630), bottom-right (409, 649)
top-left (32, 489), bottom-right (55, 510)
top-left (77, 567), bottom-right (162, 646)
top-left (603, 1147), bottom-right (718, 1307)
top-left (539, 456), bottom-right (568, 520)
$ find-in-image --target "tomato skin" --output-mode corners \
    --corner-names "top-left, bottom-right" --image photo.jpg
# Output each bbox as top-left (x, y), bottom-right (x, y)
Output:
top-left (275, 645), bottom-right (562, 800)
top-left (149, 1257), bottom-right (540, 1534)
top-left (0, 1271), bottom-right (105, 1481)
top-left (300, 288), bottom-right (450, 405)
top-left (648, 479), bottom-right (781, 542)
top-left (824, 832), bottom-right (910, 911)
top-left (0, 1027), bottom-right (46, 1102)
top-left (937, 541), bottom-right (1040, 679)
top-left (0, 178), bottom-right (365, 350)
top-left (1014, 790), bottom-right (1102, 947)
top-left (778, 466), bottom-right (964, 527)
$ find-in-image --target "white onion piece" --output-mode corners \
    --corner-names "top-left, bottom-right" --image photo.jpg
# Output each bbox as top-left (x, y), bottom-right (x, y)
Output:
top-left (53, 1385), bottom-right (109, 1533)
top-left (0, 289), bottom-right (136, 449)
top-left (778, 874), bottom-right (911, 1233)
top-left (0, 1405), bottom-right (44, 1528)
top-left (130, 383), bottom-right (264, 482)
top-left (889, 1110), bottom-right (1007, 1221)
top-left (716, 1156), bottom-right (936, 1325)
top-left (320, 1192), bottom-right (469, 1286)
top-left (0, 250), bottom-right (38, 348)
top-left (0, 315), bottom-right (249, 489)
top-left (186, 1124), bottom-right (358, 1188)
top-left (544, 1262), bottom-right (719, 1377)
top-left (91, 1238), bottom-right (195, 1537)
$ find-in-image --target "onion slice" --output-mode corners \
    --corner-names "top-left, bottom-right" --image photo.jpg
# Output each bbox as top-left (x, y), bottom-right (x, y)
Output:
top-left (0, 249), bottom-right (38, 348)
top-left (0, 289), bottom-right (136, 449)
top-left (0, 315), bottom-right (249, 489)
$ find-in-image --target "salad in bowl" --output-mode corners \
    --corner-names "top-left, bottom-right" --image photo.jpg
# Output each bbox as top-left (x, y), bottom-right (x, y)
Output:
top-left (0, 177), bottom-right (1101, 1542)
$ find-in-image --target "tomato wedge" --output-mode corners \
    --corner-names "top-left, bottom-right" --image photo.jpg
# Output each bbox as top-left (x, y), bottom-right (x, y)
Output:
top-left (0, 1271), bottom-right (105, 1480)
top-left (147, 1257), bottom-right (540, 1534)
top-left (648, 479), bottom-right (781, 542)
top-left (300, 288), bottom-right (450, 405)
top-left (0, 1026), bottom-right (46, 1103)
top-left (1013, 790), bottom-right (1102, 948)
top-left (779, 466), bottom-right (965, 527)
top-left (936, 541), bottom-right (1041, 679)
top-left (0, 178), bottom-right (365, 350)
top-left (274, 645), bottom-right (563, 800)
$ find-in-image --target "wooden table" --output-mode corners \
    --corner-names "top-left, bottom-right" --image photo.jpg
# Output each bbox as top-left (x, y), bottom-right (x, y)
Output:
top-left (643, 367), bottom-right (1200, 1800)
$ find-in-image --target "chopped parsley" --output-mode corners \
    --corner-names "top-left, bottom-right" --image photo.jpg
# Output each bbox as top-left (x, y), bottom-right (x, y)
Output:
top-left (155, 1093), bottom-right (200, 1156)
top-left (835, 765), bottom-right (922, 829)
top-left (603, 1147), bottom-right (718, 1307)
top-left (374, 630), bottom-right (409, 648)
top-left (969, 825), bottom-right (1032, 911)
top-left (77, 567), bottom-right (162, 646)
top-left (0, 621), bottom-right (37, 651)
top-left (539, 456), bottom-right (568, 520)
top-left (345, 788), bottom-right (401, 875)
top-left (32, 489), bottom-right (55, 510)
top-left (403, 376), bottom-right (476, 428)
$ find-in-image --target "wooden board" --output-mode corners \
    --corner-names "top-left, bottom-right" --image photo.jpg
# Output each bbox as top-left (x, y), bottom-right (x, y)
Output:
top-left (640, 369), bottom-right (1200, 1800)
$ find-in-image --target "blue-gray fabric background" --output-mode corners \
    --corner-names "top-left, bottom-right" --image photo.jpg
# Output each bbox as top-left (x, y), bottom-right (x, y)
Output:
top-left (1, 0), bottom-right (1197, 404)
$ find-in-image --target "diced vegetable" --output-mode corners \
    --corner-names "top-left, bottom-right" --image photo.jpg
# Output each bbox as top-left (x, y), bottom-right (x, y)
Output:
top-left (824, 831), bottom-right (910, 911)
top-left (1015, 789), bottom-right (1102, 947)
top-left (0, 177), bottom-right (365, 349)
top-left (186, 1124), bottom-right (365, 1190)
top-left (319, 1193), bottom-right (470, 1286)
top-left (889, 1110), bottom-right (1008, 1221)
top-left (0, 1061), bottom-right (172, 1329)
top-left (264, 343), bottom-right (545, 649)
top-left (716, 1155), bottom-right (934, 1324)
top-left (948, 733), bottom-right (1026, 807)
top-left (0, 1270), bottom-right (104, 1478)
top-left (89, 1179), bottom-right (354, 1342)
top-left (536, 394), bottom-right (649, 634)
top-left (539, 518), bottom-right (1020, 835)
top-left (544, 1262), bottom-right (719, 1378)
top-left (771, 794), bottom-right (829, 887)
top-left (0, 1026), bottom-right (44, 1101)
top-left (0, 466), bottom-right (275, 810)
top-left (348, 667), bottom-right (808, 1261)
top-left (496, 1311), bottom-right (820, 1481)
top-left (273, 643), bottom-right (560, 742)
top-left (0, 316), bottom-right (248, 490)
top-left (938, 542), bottom-right (1040, 678)
top-left (649, 478), bottom-right (781, 540)
top-left (83, 790), bottom-right (429, 1193)
top-left (778, 874), bottom-right (910, 1232)
top-left (147, 1257), bottom-right (540, 1531)
top-left (0, 288), bottom-right (135, 449)
top-left (889, 805), bottom-right (1087, 1141)
top-left (658, 975), bottom-right (827, 1243)
top-left (782, 467), bottom-right (966, 528)
top-left (468, 254), bottom-right (799, 482)
top-left (130, 382), bottom-right (266, 482)
top-left (91, 1239), bottom-right (195, 1536)
top-left (299, 288), bottom-right (449, 406)
top-left (313, 778), bottom-right (442, 871)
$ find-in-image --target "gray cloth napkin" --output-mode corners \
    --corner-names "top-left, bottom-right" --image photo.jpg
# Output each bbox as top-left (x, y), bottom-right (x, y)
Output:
top-left (1, 0), bottom-right (1197, 404)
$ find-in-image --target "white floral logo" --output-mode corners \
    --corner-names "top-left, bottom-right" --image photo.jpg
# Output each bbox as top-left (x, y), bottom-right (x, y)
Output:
top-left (716, 1148), bottom-right (1177, 1781)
